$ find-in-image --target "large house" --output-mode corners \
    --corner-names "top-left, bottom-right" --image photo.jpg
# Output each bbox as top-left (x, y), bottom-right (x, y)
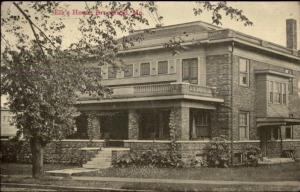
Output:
top-left (72, 19), bottom-right (300, 160)
top-left (2, 19), bottom-right (300, 165)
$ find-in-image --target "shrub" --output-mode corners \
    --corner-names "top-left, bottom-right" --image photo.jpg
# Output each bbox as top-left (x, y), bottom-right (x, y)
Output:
top-left (206, 136), bottom-right (230, 168)
top-left (242, 146), bottom-right (261, 167)
top-left (0, 138), bottom-right (24, 163)
top-left (113, 148), bottom-right (184, 168)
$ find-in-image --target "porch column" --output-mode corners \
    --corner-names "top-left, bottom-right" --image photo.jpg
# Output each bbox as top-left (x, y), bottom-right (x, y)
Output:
top-left (170, 107), bottom-right (190, 140)
top-left (87, 112), bottom-right (101, 140)
top-left (128, 109), bottom-right (139, 139)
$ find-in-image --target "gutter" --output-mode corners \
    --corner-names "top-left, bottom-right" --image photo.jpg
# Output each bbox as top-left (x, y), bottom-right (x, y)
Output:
top-left (230, 41), bottom-right (234, 165)
top-left (118, 38), bottom-right (300, 62)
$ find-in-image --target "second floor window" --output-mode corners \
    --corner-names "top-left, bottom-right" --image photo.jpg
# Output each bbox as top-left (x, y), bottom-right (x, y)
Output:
top-left (269, 81), bottom-right (273, 103)
top-left (285, 69), bottom-right (293, 94)
top-left (124, 64), bottom-right (133, 77)
top-left (239, 58), bottom-right (250, 86)
top-left (140, 63), bottom-right (150, 76)
top-left (239, 111), bottom-right (249, 140)
top-left (108, 66), bottom-right (117, 79)
top-left (158, 61), bottom-right (168, 74)
top-left (269, 81), bottom-right (287, 105)
top-left (182, 58), bottom-right (198, 84)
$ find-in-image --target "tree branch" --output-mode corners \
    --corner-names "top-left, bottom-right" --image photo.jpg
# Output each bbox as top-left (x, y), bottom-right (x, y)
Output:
top-left (13, 2), bottom-right (45, 56)
top-left (13, 2), bottom-right (57, 49)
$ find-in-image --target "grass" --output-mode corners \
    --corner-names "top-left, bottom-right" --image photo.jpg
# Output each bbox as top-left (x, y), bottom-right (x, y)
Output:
top-left (1, 175), bottom-right (299, 192)
top-left (1, 162), bottom-right (300, 191)
top-left (0, 163), bottom-right (76, 176)
top-left (74, 162), bottom-right (300, 182)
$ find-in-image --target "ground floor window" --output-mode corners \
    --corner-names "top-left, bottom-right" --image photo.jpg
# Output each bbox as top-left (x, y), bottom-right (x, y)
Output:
top-left (139, 109), bottom-right (170, 139)
top-left (190, 109), bottom-right (211, 139)
top-left (239, 111), bottom-right (249, 140)
top-left (285, 126), bottom-right (293, 139)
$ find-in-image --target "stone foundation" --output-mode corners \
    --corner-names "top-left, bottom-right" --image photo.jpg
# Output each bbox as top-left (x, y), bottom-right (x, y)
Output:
top-left (1, 139), bottom-right (299, 165)
top-left (0, 139), bottom-right (105, 165)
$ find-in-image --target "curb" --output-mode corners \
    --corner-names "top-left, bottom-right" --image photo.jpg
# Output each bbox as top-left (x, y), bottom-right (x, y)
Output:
top-left (1, 183), bottom-right (153, 192)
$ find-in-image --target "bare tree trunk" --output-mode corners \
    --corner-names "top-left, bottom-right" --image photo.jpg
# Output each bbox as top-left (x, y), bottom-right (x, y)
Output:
top-left (30, 137), bottom-right (44, 178)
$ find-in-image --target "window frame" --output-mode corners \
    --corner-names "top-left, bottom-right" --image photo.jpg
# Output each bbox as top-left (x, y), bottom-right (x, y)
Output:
top-left (238, 111), bottom-right (249, 140)
top-left (124, 64), bottom-right (133, 78)
top-left (157, 60), bottom-right (169, 75)
top-left (140, 62), bottom-right (150, 76)
top-left (182, 58), bottom-right (198, 84)
top-left (239, 57), bottom-right (250, 87)
top-left (108, 66), bottom-right (117, 79)
top-left (285, 126), bottom-right (293, 139)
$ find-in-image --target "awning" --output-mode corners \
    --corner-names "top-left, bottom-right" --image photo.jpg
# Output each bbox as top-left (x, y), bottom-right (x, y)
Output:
top-left (257, 117), bottom-right (300, 127)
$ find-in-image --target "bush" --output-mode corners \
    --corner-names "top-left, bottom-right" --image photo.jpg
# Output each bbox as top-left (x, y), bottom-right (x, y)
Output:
top-left (0, 138), bottom-right (24, 163)
top-left (113, 148), bottom-right (184, 168)
top-left (242, 146), bottom-right (261, 167)
top-left (206, 136), bottom-right (230, 168)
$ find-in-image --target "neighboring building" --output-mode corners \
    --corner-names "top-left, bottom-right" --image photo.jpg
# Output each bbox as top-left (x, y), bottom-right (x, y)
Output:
top-left (72, 19), bottom-right (300, 159)
top-left (0, 108), bottom-right (17, 138)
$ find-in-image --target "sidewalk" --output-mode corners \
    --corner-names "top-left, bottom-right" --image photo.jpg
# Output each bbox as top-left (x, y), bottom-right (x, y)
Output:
top-left (71, 176), bottom-right (300, 187)
top-left (2, 174), bottom-right (300, 187)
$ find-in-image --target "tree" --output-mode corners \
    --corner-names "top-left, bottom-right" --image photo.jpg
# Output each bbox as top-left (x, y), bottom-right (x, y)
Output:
top-left (1, 1), bottom-right (252, 178)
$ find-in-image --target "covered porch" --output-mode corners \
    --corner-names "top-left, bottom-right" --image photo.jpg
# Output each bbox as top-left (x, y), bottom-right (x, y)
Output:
top-left (257, 117), bottom-right (300, 157)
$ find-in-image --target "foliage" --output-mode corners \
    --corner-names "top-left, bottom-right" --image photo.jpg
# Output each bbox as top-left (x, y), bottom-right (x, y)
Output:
top-left (242, 146), bottom-right (261, 167)
top-left (113, 148), bottom-right (184, 168)
top-left (193, 1), bottom-right (253, 26)
top-left (206, 136), bottom-right (230, 168)
top-left (281, 149), bottom-right (296, 160)
top-left (0, 138), bottom-right (25, 162)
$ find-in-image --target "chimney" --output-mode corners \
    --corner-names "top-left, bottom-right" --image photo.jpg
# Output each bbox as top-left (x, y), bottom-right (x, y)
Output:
top-left (286, 19), bottom-right (297, 50)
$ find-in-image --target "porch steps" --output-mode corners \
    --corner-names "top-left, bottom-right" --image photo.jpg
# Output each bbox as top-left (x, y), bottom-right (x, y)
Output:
top-left (82, 147), bottom-right (130, 169)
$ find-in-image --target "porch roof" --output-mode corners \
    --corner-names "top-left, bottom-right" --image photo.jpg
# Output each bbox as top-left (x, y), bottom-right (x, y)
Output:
top-left (77, 94), bottom-right (224, 105)
top-left (257, 117), bottom-right (300, 127)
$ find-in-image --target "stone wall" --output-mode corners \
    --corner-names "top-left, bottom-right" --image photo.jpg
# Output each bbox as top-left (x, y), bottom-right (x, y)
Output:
top-left (0, 139), bottom-right (105, 165)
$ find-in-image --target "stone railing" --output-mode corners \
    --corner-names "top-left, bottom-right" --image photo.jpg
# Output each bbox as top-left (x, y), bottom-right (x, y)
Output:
top-left (78, 83), bottom-right (218, 100)
top-left (133, 83), bottom-right (215, 98)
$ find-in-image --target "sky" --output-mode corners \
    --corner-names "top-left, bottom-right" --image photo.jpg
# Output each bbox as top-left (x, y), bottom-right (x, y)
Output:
top-left (1, 1), bottom-right (300, 107)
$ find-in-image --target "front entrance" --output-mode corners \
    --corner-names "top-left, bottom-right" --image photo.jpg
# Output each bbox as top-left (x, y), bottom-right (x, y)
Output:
top-left (100, 111), bottom-right (128, 147)
top-left (259, 126), bottom-right (281, 157)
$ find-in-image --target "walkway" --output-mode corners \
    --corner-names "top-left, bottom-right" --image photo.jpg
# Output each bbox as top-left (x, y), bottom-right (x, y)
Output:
top-left (71, 176), bottom-right (300, 187)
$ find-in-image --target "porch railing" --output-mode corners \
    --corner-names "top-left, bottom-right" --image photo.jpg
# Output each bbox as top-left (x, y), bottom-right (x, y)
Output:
top-left (132, 83), bottom-right (216, 98)
top-left (78, 83), bottom-right (218, 100)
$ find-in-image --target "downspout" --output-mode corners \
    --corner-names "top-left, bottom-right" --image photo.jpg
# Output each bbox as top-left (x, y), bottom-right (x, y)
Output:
top-left (230, 41), bottom-right (235, 165)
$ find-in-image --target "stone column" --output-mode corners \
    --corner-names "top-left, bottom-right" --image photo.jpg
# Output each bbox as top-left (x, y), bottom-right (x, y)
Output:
top-left (87, 112), bottom-right (101, 140)
top-left (128, 109), bottom-right (139, 139)
top-left (170, 107), bottom-right (190, 140)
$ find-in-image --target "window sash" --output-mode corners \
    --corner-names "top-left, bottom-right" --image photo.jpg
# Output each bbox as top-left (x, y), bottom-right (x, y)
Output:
top-left (108, 67), bottom-right (117, 79)
top-left (239, 58), bottom-right (249, 86)
top-left (285, 126), bottom-right (293, 139)
top-left (239, 112), bottom-right (249, 140)
top-left (124, 64), bottom-right (133, 77)
top-left (158, 61), bottom-right (168, 74)
top-left (140, 63), bottom-right (150, 76)
top-left (182, 58), bottom-right (198, 84)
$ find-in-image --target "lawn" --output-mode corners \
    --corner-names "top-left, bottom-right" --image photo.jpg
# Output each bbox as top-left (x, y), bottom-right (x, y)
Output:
top-left (1, 162), bottom-right (300, 191)
top-left (75, 162), bottom-right (300, 182)
top-left (1, 162), bottom-right (300, 182)
top-left (0, 163), bottom-right (76, 176)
